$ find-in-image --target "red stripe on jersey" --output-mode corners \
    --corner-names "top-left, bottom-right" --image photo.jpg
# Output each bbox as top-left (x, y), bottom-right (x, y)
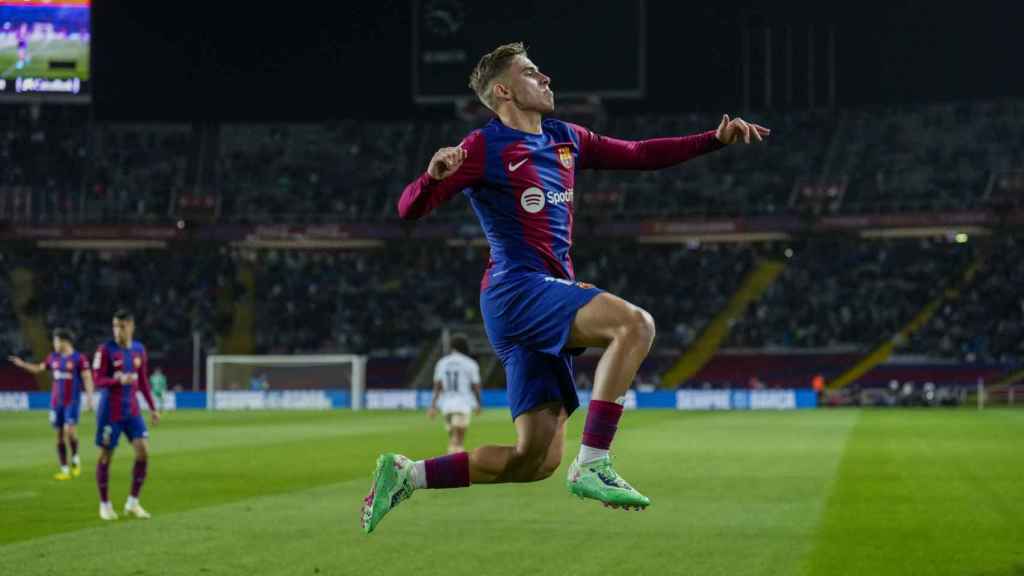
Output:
top-left (129, 352), bottom-right (142, 417)
top-left (110, 386), bottom-right (122, 421)
top-left (480, 259), bottom-right (493, 291)
top-left (501, 142), bottom-right (564, 278)
top-left (111, 349), bottom-right (124, 420)
top-left (557, 146), bottom-right (577, 280)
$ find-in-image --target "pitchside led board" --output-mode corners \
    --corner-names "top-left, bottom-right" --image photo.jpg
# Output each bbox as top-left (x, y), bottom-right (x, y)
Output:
top-left (0, 0), bottom-right (90, 101)
top-left (413, 0), bottom-right (645, 103)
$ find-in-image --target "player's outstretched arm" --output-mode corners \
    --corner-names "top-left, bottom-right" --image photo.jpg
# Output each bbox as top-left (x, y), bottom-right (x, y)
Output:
top-left (7, 356), bottom-right (44, 374)
top-left (397, 131), bottom-right (485, 220)
top-left (569, 115), bottom-right (769, 171)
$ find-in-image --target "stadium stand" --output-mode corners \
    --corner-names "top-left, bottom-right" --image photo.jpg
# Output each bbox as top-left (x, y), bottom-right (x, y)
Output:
top-left (1, 101), bottom-right (1022, 390)
top-left (2, 100), bottom-right (1021, 223)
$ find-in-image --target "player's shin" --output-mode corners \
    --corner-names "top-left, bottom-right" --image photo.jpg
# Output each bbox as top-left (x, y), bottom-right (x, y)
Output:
top-left (577, 399), bottom-right (623, 464)
top-left (96, 459), bottom-right (110, 503)
top-left (57, 439), bottom-right (68, 472)
top-left (413, 452), bottom-right (471, 489)
top-left (466, 444), bottom-right (550, 483)
top-left (131, 459), bottom-right (147, 498)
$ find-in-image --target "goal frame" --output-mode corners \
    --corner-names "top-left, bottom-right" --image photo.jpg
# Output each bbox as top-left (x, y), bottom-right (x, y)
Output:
top-left (205, 354), bottom-right (367, 411)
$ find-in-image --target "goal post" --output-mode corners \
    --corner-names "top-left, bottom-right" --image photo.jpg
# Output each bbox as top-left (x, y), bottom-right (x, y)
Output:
top-left (205, 355), bottom-right (367, 411)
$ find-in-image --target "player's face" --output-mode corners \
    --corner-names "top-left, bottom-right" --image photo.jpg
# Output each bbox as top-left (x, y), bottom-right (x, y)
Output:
top-left (55, 337), bottom-right (71, 353)
top-left (503, 56), bottom-right (554, 113)
top-left (113, 318), bottom-right (134, 343)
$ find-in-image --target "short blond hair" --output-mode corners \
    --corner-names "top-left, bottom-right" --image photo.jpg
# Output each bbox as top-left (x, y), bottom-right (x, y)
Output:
top-left (468, 42), bottom-right (526, 110)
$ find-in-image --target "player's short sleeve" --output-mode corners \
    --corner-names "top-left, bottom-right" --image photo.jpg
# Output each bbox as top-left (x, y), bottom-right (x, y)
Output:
top-left (469, 361), bottom-right (481, 386)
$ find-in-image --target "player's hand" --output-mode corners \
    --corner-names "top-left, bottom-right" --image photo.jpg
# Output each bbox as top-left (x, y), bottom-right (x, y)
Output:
top-left (151, 411), bottom-right (161, 426)
top-left (7, 356), bottom-right (25, 368)
top-left (716, 114), bottom-right (770, 145)
top-left (427, 146), bottom-right (467, 180)
top-left (113, 371), bottom-right (126, 384)
top-left (427, 407), bottom-right (438, 420)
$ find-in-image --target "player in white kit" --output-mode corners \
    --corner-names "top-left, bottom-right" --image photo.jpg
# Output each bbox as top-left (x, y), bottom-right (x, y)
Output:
top-left (428, 334), bottom-right (482, 454)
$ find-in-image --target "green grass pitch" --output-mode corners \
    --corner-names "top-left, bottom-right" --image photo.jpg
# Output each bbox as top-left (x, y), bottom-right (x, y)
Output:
top-left (1, 409), bottom-right (1021, 576)
top-left (0, 39), bottom-right (89, 79)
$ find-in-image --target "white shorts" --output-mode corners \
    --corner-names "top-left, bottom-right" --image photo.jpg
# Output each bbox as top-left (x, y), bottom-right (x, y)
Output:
top-left (444, 412), bottom-right (471, 430)
top-left (439, 394), bottom-right (474, 415)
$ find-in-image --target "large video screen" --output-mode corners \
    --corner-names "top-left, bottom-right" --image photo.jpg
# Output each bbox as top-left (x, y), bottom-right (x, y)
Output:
top-left (0, 0), bottom-right (90, 99)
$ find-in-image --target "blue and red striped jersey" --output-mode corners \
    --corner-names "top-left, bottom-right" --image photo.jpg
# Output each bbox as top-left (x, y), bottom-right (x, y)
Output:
top-left (92, 340), bottom-right (156, 420)
top-left (46, 351), bottom-right (89, 409)
top-left (398, 118), bottom-right (723, 289)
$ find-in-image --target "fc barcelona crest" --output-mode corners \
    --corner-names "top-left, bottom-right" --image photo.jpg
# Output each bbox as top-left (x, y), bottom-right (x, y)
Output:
top-left (558, 147), bottom-right (573, 169)
top-left (133, 356), bottom-right (142, 369)
top-left (65, 360), bottom-right (73, 370)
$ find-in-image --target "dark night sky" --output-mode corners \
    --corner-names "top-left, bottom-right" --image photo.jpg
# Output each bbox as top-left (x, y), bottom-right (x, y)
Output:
top-left (90, 1), bottom-right (1022, 122)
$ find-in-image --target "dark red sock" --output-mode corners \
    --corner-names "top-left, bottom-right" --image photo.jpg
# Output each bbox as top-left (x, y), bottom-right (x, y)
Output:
top-left (131, 460), bottom-right (148, 498)
top-left (57, 442), bottom-right (67, 467)
top-left (582, 399), bottom-right (623, 450)
top-left (96, 461), bottom-right (109, 502)
top-left (424, 452), bottom-right (470, 489)
top-left (69, 438), bottom-right (79, 458)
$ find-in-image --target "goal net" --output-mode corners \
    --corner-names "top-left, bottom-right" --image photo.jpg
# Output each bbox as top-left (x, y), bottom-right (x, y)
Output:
top-left (205, 355), bottom-right (367, 411)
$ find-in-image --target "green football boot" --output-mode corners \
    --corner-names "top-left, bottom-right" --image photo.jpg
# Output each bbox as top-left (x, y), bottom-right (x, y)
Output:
top-left (361, 453), bottom-right (416, 534)
top-left (566, 455), bottom-right (650, 511)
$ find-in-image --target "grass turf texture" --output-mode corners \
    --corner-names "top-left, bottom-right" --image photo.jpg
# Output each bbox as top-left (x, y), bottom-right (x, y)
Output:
top-left (1, 409), bottom-right (1021, 576)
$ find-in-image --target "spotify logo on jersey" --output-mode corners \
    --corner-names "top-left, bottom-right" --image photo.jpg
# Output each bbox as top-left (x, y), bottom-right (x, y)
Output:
top-left (520, 187), bottom-right (545, 214)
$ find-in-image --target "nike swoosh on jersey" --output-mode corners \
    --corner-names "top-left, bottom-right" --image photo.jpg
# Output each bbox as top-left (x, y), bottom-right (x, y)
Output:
top-left (508, 158), bottom-right (529, 172)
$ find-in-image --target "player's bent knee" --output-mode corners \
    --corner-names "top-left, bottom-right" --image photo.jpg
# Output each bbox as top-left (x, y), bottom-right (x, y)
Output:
top-left (536, 454), bottom-right (562, 480)
top-left (641, 308), bottom-right (656, 343)
top-left (513, 443), bottom-right (548, 464)
top-left (533, 463), bottom-right (558, 480)
top-left (511, 444), bottom-right (550, 480)
top-left (529, 454), bottom-right (557, 481)
top-left (622, 306), bottom-right (656, 348)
